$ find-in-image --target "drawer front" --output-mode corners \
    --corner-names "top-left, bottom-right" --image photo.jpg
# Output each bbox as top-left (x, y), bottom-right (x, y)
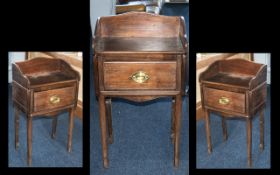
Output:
top-left (204, 87), bottom-right (245, 113)
top-left (34, 86), bottom-right (75, 112)
top-left (103, 62), bottom-right (177, 90)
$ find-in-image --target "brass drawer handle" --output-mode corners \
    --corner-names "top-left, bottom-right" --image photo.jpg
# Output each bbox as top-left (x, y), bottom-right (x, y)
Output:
top-left (219, 97), bottom-right (230, 105)
top-left (50, 95), bottom-right (60, 104)
top-left (130, 71), bottom-right (149, 83)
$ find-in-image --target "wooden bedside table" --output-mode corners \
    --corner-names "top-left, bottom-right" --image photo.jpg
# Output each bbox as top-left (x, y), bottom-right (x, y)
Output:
top-left (199, 59), bottom-right (267, 167)
top-left (12, 57), bottom-right (80, 166)
top-left (93, 12), bottom-right (187, 168)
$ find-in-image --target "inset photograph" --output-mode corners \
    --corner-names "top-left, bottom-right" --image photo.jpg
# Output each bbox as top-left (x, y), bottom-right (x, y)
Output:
top-left (8, 52), bottom-right (83, 167)
top-left (196, 53), bottom-right (271, 168)
top-left (90, 0), bottom-right (189, 174)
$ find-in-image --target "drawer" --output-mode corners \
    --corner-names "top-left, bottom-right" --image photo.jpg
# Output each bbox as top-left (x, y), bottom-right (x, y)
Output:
top-left (33, 86), bottom-right (75, 112)
top-left (203, 87), bottom-right (245, 113)
top-left (103, 62), bottom-right (177, 90)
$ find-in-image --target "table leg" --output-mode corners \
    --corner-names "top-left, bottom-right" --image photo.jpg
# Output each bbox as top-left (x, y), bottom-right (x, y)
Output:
top-left (15, 107), bottom-right (19, 150)
top-left (51, 117), bottom-right (58, 139)
top-left (205, 109), bottom-right (212, 154)
top-left (259, 109), bottom-right (264, 151)
top-left (99, 95), bottom-right (109, 168)
top-left (27, 115), bottom-right (32, 166)
top-left (174, 95), bottom-right (182, 168)
top-left (221, 116), bottom-right (228, 141)
top-left (247, 118), bottom-right (252, 167)
top-left (171, 98), bottom-right (175, 144)
top-left (67, 107), bottom-right (74, 152)
top-left (106, 98), bottom-right (113, 144)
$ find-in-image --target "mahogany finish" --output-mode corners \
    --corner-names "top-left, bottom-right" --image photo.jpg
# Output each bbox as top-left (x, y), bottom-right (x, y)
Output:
top-left (93, 12), bottom-right (188, 168)
top-left (12, 57), bottom-right (80, 166)
top-left (95, 37), bottom-right (184, 53)
top-left (103, 62), bottom-right (177, 90)
top-left (199, 59), bottom-right (267, 167)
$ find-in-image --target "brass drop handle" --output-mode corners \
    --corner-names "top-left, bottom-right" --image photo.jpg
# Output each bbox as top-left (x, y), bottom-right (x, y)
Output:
top-left (130, 71), bottom-right (149, 83)
top-left (50, 95), bottom-right (60, 104)
top-left (219, 97), bottom-right (230, 105)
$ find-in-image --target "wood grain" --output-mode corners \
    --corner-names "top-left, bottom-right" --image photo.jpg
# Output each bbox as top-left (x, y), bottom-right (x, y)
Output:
top-left (95, 37), bottom-right (184, 54)
top-left (103, 62), bottom-right (177, 90)
top-left (96, 12), bottom-right (181, 38)
top-left (94, 12), bottom-right (187, 168)
top-left (33, 86), bottom-right (75, 112)
top-left (199, 58), bottom-right (267, 167)
top-left (12, 57), bottom-right (80, 165)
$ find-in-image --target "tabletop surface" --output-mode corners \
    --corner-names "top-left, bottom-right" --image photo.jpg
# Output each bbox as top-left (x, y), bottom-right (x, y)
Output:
top-left (202, 72), bottom-right (254, 88)
top-left (95, 37), bottom-right (185, 54)
top-left (27, 71), bottom-right (76, 86)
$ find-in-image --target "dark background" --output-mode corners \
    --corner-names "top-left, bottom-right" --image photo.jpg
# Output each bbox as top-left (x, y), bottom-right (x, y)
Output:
top-left (0, 0), bottom-right (277, 174)
top-left (0, 0), bottom-right (90, 174)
